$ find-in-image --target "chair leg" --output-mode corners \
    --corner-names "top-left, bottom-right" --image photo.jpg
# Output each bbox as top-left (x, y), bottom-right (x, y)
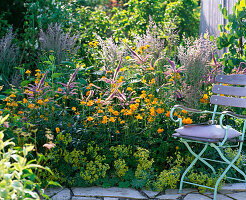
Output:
top-left (211, 143), bottom-right (246, 181)
top-left (183, 141), bottom-right (216, 173)
top-left (211, 143), bottom-right (245, 200)
top-left (179, 141), bottom-right (209, 193)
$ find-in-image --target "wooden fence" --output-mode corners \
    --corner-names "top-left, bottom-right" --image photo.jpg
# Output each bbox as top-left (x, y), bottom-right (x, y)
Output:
top-left (199, 0), bottom-right (238, 56)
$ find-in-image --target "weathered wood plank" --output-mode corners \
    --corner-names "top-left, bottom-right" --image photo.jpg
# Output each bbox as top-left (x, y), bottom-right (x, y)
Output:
top-left (212, 85), bottom-right (246, 96)
top-left (210, 95), bottom-right (246, 108)
top-left (215, 74), bottom-right (246, 85)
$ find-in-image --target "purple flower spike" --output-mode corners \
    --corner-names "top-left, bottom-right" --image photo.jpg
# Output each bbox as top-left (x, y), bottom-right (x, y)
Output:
top-left (167, 58), bottom-right (175, 70)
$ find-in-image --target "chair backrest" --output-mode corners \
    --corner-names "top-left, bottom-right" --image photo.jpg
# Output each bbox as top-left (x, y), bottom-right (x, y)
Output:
top-left (210, 74), bottom-right (246, 108)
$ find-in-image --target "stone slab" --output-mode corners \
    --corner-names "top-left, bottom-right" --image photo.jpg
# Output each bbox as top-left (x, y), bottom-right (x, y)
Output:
top-left (157, 194), bottom-right (181, 200)
top-left (222, 183), bottom-right (246, 192)
top-left (141, 189), bottom-right (159, 198)
top-left (205, 194), bottom-right (233, 200)
top-left (44, 187), bottom-right (64, 197)
top-left (227, 192), bottom-right (246, 200)
top-left (184, 194), bottom-right (211, 200)
top-left (72, 187), bottom-right (147, 199)
top-left (103, 198), bottom-right (119, 200)
top-left (164, 188), bottom-right (197, 195)
top-left (72, 197), bottom-right (101, 200)
top-left (51, 188), bottom-right (71, 200)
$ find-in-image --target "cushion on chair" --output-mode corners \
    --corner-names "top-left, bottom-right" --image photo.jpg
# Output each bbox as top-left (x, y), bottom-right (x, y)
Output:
top-left (175, 125), bottom-right (241, 139)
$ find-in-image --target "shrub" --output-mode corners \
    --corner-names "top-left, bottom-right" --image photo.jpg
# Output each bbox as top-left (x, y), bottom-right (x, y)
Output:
top-left (0, 115), bottom-right (48, 199)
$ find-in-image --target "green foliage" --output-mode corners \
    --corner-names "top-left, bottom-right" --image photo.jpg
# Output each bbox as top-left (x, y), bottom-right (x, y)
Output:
top-left (0, 115), bottom-right (48, 199)
top-left (217, 0), bottom-right (246, 73)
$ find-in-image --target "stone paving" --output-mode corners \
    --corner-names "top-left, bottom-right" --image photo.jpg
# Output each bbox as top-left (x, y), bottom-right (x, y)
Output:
top-left (44, 183), bottom-right (246, 200)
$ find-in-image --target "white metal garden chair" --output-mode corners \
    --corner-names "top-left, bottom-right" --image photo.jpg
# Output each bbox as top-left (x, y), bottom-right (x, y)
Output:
top-left (170, 74), bottom-right (246, 200)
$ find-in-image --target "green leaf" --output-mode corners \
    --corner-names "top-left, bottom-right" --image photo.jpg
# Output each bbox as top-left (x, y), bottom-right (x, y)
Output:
top-left (12, 180), bottom-right (23, 189)
top-left (48, 180), bottom-right (62, 187)
top-left (119, 181), bottom-right (130, 188)
top-left (0, 114), bottom-right (9, 124)
top-left (43, 61), bottom-right (52, 65)
top-left (93, 70), bottom-right (105, 76)
top-left (51, 73), bottom-right (63, 79)
top-left (78, 78), bottom-right (87, 85)
top-left (61, 61), bottom-right (76, 68)
top-left (222, 7), bottom-right (228, 18)
top-left (0, 95), bottom-right (6, 100)
top-left (21, 80), bottom-right (32, 87)
top-left (85, 66), bottom-right (95, 72)
top-left (49, 55), bottom-right (55, 62)
top-left (23, 189), bottom-right (39, 198)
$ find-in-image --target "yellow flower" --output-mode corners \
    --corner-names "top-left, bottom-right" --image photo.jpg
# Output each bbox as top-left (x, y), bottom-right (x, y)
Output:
top-left (109, 117), bottom-right (116, 122)
top-left (182, 110), bottom-right (188, 114)
top-left (102, 116), bottom-right (108, 124)
top-left (116, 130), bottom-right (120, 133)
top-left (89, 42), bottom-right (94, 47)
top-left (108, 107), bottom-right (114, 113)
top-left (0, 111), bottom-right (2, 115)
top-left (119, 68), bottom-right (125, 72)
top-left (87, 116), bottom-right (94, 121)
top-left (58, 88), bottom-right (63, 92)
top-left (75, 112), bottom-right (79, 115)
top-left (72, 107), bottom-right (76, 111)
top-left (135, 114), bottom-right (143, 120)
top-left (203, 94), bottom-right (209, 99)
top-left (127, 87), bottom-right (133, 91)
top-left (140, 93), bottom-right (146, 99)
top-left (96, 99), bottom-right (101, 104)
top-left (87, 100), bottom-right (94, 106)
top-left (113, 111), bottom-right (119, 116)
top-left (23, 98), bottom-right (28, 104)
top-left (37, 99), bottom-right (44, 105)
top-left (135, 99), bottom-right (140, 103)
top-left (125, 56), bottom-right (131, 60)
top-left (176, 146), bottom-right (179, 150)
top-left (25, 70), bottom-right (31, 74)
top-left (182, 117), bottom-right (193, 124)
top-left (142, 79), bottom-right (147, 84)
top-left (44, 117), bottom-right (48, 121)
top-left (28, 104), bottom-right (35, 109)
top-left (56, 127), bottom-right (60, 133)
top-left (18, 111), bottom-right (24, 115)
top-left (157, 128), bottom-right (164, 133)
top-left (86, 91), bottom-right (91, 96)
top-left (146, 44), bottom-right (150, 48)
top-left (129, 104), bottom-right (137, 112)
top-left (156, 108), bottom-right (164, 114)
top-left (80, 101), bottom-right (86, 105)
top-left (165, 111), bottom-right (171, 117)
top-left (98, 109), bottom-right (104, 114)
top-left (120, 120), bottom-right (125, 124)
top-left (9, 94), bottom-right (16, 98)
top-left (94, 41), bottom-right (99, 47)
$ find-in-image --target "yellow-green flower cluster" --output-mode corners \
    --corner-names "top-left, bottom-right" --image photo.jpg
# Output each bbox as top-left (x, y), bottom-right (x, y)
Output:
top-left (134, 147), bottom-right (154, 180)
top-left (110, 145), bottom-right (132, 158)
top-left (80, 160), bottom-right (110, 183)
top-left (114, 159), bottom-right (129, 177)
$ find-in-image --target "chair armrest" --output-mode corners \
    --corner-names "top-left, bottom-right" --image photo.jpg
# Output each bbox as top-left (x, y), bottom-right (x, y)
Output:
top-left (221, 111), bottom-right (246, 120)
top-left (172, 105), bottom-right (203, 113)
top-left (171, 105), bottom-right (221, 115)
top-left (170, 105), bottom-right (222, 126)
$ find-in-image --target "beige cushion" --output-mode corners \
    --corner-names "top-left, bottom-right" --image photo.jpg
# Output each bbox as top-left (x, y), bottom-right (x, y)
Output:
top-left (175, 125), bottom-right (241, 139)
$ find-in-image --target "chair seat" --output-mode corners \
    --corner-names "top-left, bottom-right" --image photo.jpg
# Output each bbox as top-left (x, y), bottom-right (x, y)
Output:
top-left (172, 133), bottom-right (244, 143)
top-left (175, 124), bottom-right (242, 139)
